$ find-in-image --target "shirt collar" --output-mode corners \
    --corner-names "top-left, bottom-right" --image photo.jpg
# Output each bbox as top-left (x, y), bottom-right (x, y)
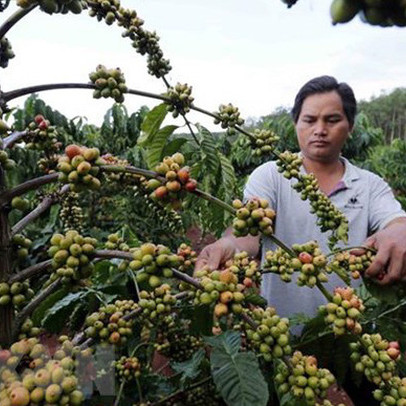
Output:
top-left (297, 152), bottom-right (361, 189)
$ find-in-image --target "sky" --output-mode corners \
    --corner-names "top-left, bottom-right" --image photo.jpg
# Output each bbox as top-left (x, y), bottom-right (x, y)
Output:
top-left (1, 0), bottom-right (406, 130)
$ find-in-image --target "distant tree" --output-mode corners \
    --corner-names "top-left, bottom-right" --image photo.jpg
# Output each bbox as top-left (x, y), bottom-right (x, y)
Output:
top-left (358, 88), bottom-right (406, 143)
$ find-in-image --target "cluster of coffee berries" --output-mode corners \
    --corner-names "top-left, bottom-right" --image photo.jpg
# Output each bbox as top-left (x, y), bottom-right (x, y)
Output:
top-left (330, 0), bottom-right (406, 27)
top-left (319, 287), bottom-right (364, 335)
top-left (297, 174), bottom-right (348, 248)
top-left (223, 251), bottom-right (262, 288)
top-left (130, 243), bottom-right (181, 287)
top-left (194, 268), bottom-right (245, 317)
top-left (12, 233), bottom-right (32, 264)
top-left (101, 154), bottom-right (138, 184)
top-left (57, 144), bottom-right (104, 192)
top-left (48, 230), bottom-right (96, 284)
top-left (105, 232), bottom-right (130, 251)
top-left (275, 352), bottom-right (336, 405)
top-left (276, 151), bottom-right (302, 179)
top-left (213, 103), bottom-right (244, 135)
top-left (0, 337), bottom-right (85, 406)
top-left (291, 241), bottom-right (329, 288)
top-left (373, 376), bottom-right (406, 406)
top-left (328, 249), bottom-right (374, 280)
top-left (276, 152), bottom-right (348, 248)
top-left (243, 306), bottom-right (291, 362)
top-left (25, 114), bottom-right (61, 154)
top-left (133, 183), bottom-right (185, 233)
top-left (0, 37), bottom-right (14, 68)
top-left (17, 0), bottom-right (85, 14)
top-left (232, 198), bottom-right (275, 237)
top-left (138, 285), bottom-right (177, 322)
top-left (250, 129), bottom-right (279, 156)
top-left (177, 243), bottom-right (197, 274)
top-left (18, 318), bottom-right (42, 340)
top-left (0, 281), bottom-right (34, 308)
top-left (89, 64), bottom-right (127, 103)
top-left (164, 83), bottom-right (194, 118)
top-left (350, 334), bottom-right (401, 385)
top-left (114, 356), bottom-right (141, 381)
top-left (60, 192), bottom-right (84, 234)
top-left (0, 149), bottom-right (16, 171)
top-left (147, 153), bottom-right (198, 206)
top-left (84, 300), bottom-right (137, 345)
top-left (264, 248), bottom-right (301, 282)
top-left (134, 29), bottom-right (172, 78)
top-left (87, 0), bottom-right (120, 25)
top-left (155, 319), bottom-right (203, 362)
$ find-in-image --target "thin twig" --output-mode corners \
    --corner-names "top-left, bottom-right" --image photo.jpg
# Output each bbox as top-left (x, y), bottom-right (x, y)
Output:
top-left (2, 131), bottom-right (28, 149)
top-left (171, 268), bottom-right (202, 289)
top-left (316, 281), bottom-right (333, 302)
top-left (0, 173), bottom-right (58, 207)
top-left (0, 4), bottom-right (37, 38)
top-left (9, 260), bottom-right (52, 284)
top-left (12, 278), bottom-right (61, 340)
top-left (11, 185), bottom-right (69, 236)
top-left (241, 312), bottom-right (259, 329)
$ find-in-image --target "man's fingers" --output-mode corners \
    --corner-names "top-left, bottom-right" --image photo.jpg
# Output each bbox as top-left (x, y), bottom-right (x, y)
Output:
top-left (194, 245), bottom-right (223, 273)
top-left (382, 247), bottom-right (405, 284)
top-left (365, 247), bottom-right (390, 278)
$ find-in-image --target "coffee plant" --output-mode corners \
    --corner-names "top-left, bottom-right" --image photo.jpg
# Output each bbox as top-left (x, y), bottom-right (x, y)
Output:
top-left (1, 2), bottom-right (406, 406)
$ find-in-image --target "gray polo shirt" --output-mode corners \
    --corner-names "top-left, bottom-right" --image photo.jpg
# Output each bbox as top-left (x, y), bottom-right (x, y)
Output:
top-left (243, 157), bottom-right (406, 320)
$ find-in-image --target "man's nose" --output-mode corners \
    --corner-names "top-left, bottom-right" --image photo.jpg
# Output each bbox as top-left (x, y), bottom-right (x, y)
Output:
top-left (314, 121), bottom-right (327, 136)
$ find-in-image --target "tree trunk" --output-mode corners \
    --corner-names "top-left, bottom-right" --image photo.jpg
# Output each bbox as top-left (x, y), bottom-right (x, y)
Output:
top-left (0, 165), bottom-right (14, 346)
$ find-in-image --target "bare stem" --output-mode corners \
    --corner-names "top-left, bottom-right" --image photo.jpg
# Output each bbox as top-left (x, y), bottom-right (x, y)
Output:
top-left (11, 185), bottom-right (69, 237)
top-left (241, 312), bottom-right (259, 329)
top-left (2, 131), bottom-right (28, 149)
top-left (171, 268), bottom-right (202, 290)
top-left (316, 281), bottom-right (333, 302)
top-left (0, 4), bottom-right (37, 39)
top-left (327, 245), bottom-right (377, 257)
top-left (94, 249), bottom-right (133, 262)
top-left (12, 278), bottom-right (62, 340)
top-left (267, 235), bottom-right (295, 257)
top-left (9, 259), bottom-right (52, 284)
top-left (0, 173), bottom-right (58, 207)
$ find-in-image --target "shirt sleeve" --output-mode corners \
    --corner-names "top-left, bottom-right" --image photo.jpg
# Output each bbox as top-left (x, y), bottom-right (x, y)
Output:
top-left (368, 173), bottom-right (406, 233)
top-left (243, 162), bottom-right (277, 209)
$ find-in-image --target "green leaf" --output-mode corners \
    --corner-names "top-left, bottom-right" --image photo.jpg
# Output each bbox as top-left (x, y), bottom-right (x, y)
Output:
top-left (145, 125), bottom-right (178, 169)
top-left (31, 287), bottom-right (70, 326)
top-left (363, 279), bottom-right (400, 305)
top-left (190, 304), bottom-right (214, 336)
top-left (162, 137), bottom-right (188, 157)
top-left (218, 152), bottom-right (237, 195)
top-left (42, 291), bottom-right (88, 332)
top-left (138, 103), bottom-right (168, 146)
top-left (244, 293), bottom-right (267, 307)
top-left (171, 348), bottom-right (205, 387)
top-left (204, 330), bottom-right (241, 355)
top-left (198, 125), bottom-right (220, 173)
top-left (209, 334), bottom-right (269, 406)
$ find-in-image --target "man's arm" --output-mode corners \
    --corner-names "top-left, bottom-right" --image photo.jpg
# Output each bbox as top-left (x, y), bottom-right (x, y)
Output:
top-left (194, 227), bottom-right (260, 272)
top-left (365, 217), bottom-right (406, 284)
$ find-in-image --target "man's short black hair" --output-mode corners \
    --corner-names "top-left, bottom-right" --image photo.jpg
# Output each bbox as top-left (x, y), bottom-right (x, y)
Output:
top-left (291, 75), bottom-right (357, 127)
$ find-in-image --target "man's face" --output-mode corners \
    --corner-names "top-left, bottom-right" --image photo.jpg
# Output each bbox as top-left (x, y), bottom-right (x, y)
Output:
top-left (295, 91), bottom-right (352, 163)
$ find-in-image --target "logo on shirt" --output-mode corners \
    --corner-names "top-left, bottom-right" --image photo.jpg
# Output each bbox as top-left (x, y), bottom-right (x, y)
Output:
top-left (344, 193), bottom-right (363, 209)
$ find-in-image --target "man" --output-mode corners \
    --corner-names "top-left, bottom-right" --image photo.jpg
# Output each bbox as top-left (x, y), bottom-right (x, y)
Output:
top-left (195, 75), bottom-right (406, 319)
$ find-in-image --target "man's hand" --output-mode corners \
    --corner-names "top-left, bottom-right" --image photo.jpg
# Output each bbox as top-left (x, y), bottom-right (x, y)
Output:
top-left (194, 238), bottom-right (237, 273)
top-left (364, 218), bottom-right (406, 284)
